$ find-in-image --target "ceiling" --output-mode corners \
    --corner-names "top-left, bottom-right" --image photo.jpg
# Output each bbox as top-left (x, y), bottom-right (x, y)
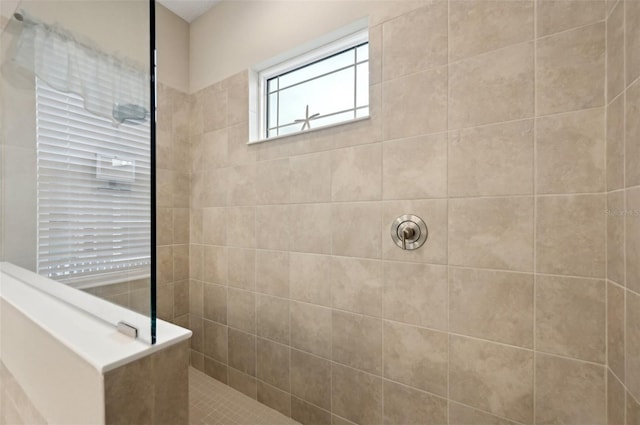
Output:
top-left (157, 0), bottom-right (220, 23)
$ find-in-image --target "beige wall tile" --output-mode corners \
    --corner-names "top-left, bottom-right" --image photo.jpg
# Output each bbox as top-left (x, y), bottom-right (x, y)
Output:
top-left (203, 169), bottom-right (228, 207)
top-left (331, 144), bottom-right (382, 202)
top-left (627, 1), bottom-right (640, 86)
top-left (289, 152), bottom-right (332, 203)
top-left (157, 284), bottom-right (174, 321)
top-left (257, 381), bottom-right (291, 417)
top-left (203, 320), bottom-right (227, 363)
top-left (226, 207), bottom-right (255, 248)
top-left (227, 121), bottom-right (255, 165)
top-left (449, 42), bottom-right (534, 129)
top-left (536, 275), bottom-right (606, 363)
top-left (171, 247), bottom-right (186, 286)
top-left (291, 397), bottom-right (331, 425)
top-left (608, 370), bottom-right (625, 425)
top-left (289, 204), bottom-right (332, 254)
top-left (332, 203), bottom-right (382, 259)
top-left (332, 363), bottom-right (382, 425)
top-left (627, 81), bottom-right (640, 187)
top-left (204, 245), bottom-right (227, 285)
top-left (256, 205), bottom-right (290, 251)
top-left (450, 336), bottom-right (533, 424)
top-left (536, 108), bottom-right (605, 194)
top-left (383, 321), bottom-right (448, 396)
top-left (383, 261), bottom-right (448, 330)
top-left (536, 194), bottom-right (606, 278)
top-left (173, 208), bottom-right (189, 244)
top-left (227, 248), bottom-right (255, 290)
top-left (227, 73), bottom-right (248, 126)
top-left (608, 94), bottom-right (625, 191)
top-left (331, 257), bottom-right (383, 317)
top-left (228, 368), bottom-right (257, 399)
top-left (608, 1), bottom-right (625, 102)
top-left (382, 134), bottom-right (447, 200)
top-left (535, 353), bottom-right (606, 425)
top-left (157, 246), bottom-right (173, 285)
top-left (608, 282), bottom-right (625, 383)
top-left (291, 349), bottom-right (331, 410)
top-left (203, 282), bottom-right (226, 325)
top-left (381, 1), bottom-right (447, 80)
top-left (190, 209), bottom-right (203, 244)
top-left (332, 311), bottom-right (382, 375)
top-left (449, 197), bottom-right (534, 271)
top-left (449, 0), bottom-right (533, 62)
top-left (627, 291), bottom-right (640, 401)
top-left (227, 165), bottom-right (256, 206)
top-left (189, 280), bottom-right (204, 317)
top-left (256, 159), bottom-right (290, 205)
top-left (381, 199), bottom-right (448, 264)
top-left (227, 288), bottom-right (256, 333)
top-left (255, 250), bottom-right (289, 298)
top-left (174, 280), bottom-right (189, 318)
top-left (382, 67), bottom-right (448, 140)
top-left (256, 338), bottom-right (289, 392)
top-left (627, 188), bottom-right (640, 293)
top-left (290, 301), bottom-right (332, 359)
top-left (190, 314), bottom-right (204, 352)
top-left (369, 24), bottom-right (382, 86)
top-left (228, 328), bottom-right (256, 376)
top-left (628, 391), bottom-right (640, 425)
top-left (537, 0), bottom-right (605, 37)
top-left (536, 23), bottom-right (605, 115)
top-left (158, 208), bottom-right (173, 246)
top-left (289, 253), bottom-right (331, 306)
top-left (383, 380), bottom-right (447, 425)
top-left (202, 129), bottom-right (228, 169)
top-left (448, 120), bottom-right (534, 197)
top-left (202, 88), bottom-right (227, 132)
top-left (449, 402), bottom-right (520, 425)
top-left (450, 267), bottom-right (533, 348)
top-left (256, 294), bottom-right (289, 344)
top-left (608, 191), bottom-right (626, 285)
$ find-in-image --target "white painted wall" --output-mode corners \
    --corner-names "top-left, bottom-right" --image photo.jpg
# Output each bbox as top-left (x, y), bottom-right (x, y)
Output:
top-left (156, 3), bottom-right (190, 92)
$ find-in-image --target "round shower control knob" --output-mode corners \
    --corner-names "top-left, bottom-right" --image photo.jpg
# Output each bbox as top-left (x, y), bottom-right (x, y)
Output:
top-left (390, 214), bottom-right (428, 250)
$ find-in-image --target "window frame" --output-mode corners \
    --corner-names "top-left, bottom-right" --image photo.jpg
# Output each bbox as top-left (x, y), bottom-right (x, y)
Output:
top-left (252, 27), bottom-right (369, 143)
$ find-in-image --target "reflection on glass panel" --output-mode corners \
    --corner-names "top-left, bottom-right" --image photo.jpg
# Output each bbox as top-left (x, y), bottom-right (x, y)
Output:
top-left (356, 63), bottom-right (369, 108)
top-left (356, 107), bottom-right (369, 118)
top-left (279, 49), bottom-right (354, 90)
top-left (356, 44), bottom-right (369, 62)
top-left (278, 67), bottom-right (355, 126)
top-left (267, 93), bottom-right (278, 129)
top-left (267, 77), bottom-right (278, 93)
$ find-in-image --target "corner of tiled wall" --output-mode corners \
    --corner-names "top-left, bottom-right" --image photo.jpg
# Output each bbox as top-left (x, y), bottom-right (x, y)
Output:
top-left (606, 0), bottom-right (640, 423)
top-left (177, 0), bottom-right (640, 424)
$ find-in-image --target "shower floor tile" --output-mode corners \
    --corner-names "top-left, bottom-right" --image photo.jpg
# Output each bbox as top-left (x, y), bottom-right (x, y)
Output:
top-left (189, 367), bottom-right (300, 425)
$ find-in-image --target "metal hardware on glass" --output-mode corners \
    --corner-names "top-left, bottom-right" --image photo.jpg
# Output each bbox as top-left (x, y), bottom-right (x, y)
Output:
top-left (390, 214), bottom-right (428, 250)
top-left (117, 321), bottom-right (138, 338)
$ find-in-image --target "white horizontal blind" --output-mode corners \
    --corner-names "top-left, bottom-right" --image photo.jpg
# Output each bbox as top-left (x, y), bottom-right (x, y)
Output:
top-left (35, 77), bottom-right (151, 286)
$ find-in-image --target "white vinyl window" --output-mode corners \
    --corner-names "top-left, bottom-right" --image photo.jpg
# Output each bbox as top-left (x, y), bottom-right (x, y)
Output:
top-left (257, 28), bottom-right (369, 140)
top-left (35, 78), bottom-right (151, 287)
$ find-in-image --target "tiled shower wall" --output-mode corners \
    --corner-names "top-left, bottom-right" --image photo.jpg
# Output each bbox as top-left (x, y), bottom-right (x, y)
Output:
top-left (181, 1), bottom-right (636, 424)
top-left (606, 0), bottom-right (640, 422)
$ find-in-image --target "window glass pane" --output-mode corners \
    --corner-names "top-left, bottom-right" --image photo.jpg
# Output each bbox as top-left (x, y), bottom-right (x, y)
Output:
top-left (279, 49), bottom-right (355, 90)
top-left (311, 110), bottom-right (357, 128)
top-left (356, 63), bottom-right (369, 108)
top-left (278, 66), bottom-right (355, 126)
top-left (267, 93), bottom-right (278, 128)
top-left (356, 44), bottom-right (369, 62)
top-left (267, 77), bottom-right (278, 93)
top-left (278, 124), bottom-right (300, 136)
top-left (356, 107), bottom-right (369, 118)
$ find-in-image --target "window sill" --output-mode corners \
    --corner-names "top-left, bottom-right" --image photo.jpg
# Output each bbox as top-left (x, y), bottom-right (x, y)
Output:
top-left (248, 115), bottom-right (370, 145)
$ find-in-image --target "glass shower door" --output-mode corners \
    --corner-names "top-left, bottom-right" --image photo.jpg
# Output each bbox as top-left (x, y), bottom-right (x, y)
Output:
top-left (0, 0), bottom-right (156, 343)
